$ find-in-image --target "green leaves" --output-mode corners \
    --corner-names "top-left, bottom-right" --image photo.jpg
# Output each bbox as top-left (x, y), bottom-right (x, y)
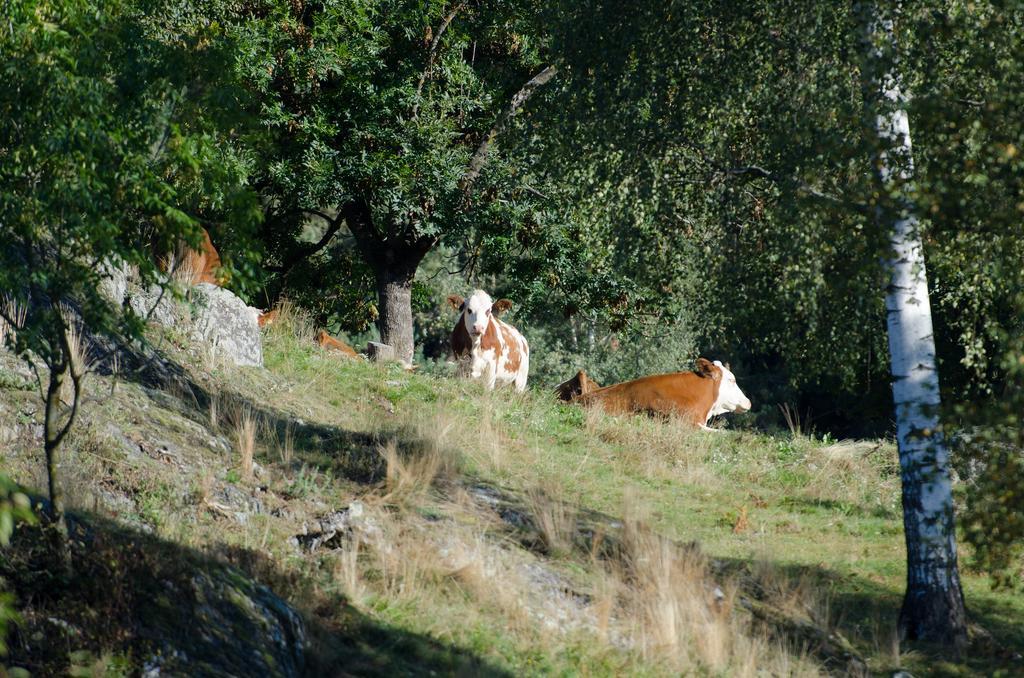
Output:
top-left (0, 476), bottom-right (34, 548)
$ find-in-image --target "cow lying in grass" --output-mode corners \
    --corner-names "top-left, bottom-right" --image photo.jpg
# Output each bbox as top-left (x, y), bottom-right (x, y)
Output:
top-left (315, 330), bottom-right (357, 358)
top-left (576, 359), bottom-right (751, 429)
top-left (554, 370), bottom-right (601, 402)
top-left (447, 290), bottom-right (529, 392)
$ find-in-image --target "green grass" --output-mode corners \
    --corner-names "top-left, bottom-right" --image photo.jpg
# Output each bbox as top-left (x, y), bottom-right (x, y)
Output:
top-left (1, 323), bottom-right (1021, 676)
top-left (251, 326), bottom-right (1024, 675)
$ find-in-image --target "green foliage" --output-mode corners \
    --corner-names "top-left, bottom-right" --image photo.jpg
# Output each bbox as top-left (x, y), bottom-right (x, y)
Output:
top-left (899, 2), bottom-right (1024, 588)
top-left (0, 0), bottom-right (259, 353)
top-left (535, 1), bottom-right (891, 402)
top-left (0, 474), bottom-right (35, 655)
top-left (0, 476), bottom-right (33, 547)
top-left (200, 0), bottom-right (628, 337)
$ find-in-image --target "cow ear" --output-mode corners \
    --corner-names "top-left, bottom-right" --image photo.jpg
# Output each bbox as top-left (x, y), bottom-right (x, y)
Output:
top-left (492, 299), bottom-right (513, 316)
top-left (446, 295), bottom-right (465, 312)
top-left (696, 358), bottom-right (719, 380)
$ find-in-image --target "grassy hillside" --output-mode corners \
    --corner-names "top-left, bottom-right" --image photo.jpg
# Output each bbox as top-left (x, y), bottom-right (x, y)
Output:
top-left (1, 312), bottom-right (1021, 676)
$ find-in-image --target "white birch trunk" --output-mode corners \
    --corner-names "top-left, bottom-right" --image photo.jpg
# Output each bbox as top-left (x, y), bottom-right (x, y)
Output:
top-left (861, 2), bottom-right (967, 650)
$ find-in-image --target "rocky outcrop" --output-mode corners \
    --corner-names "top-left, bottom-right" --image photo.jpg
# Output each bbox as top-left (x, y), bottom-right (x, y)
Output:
top-left (97, 259), bottom-right (133, 307)
top-left (188, 283), bottom-right (263, 367)
top-left (138, 568), bottom-right (306, 678)
top-left (290, 501), bottom-right (383, 552)
top-left (128, 281), bottom-right (181, 329)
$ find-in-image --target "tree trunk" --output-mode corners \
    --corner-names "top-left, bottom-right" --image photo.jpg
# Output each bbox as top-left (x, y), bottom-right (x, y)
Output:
top-left (43, 361), bottom-right (72, 571)
top-left (342, 198), bottom-right (431, 366)
top-left (374, 254), bottom-right (420, 365)
top-left (860, 2), bottom-right (967, 651)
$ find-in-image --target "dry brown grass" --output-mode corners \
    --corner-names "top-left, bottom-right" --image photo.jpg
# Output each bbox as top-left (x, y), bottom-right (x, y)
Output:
top-left (194, 468), bottom-right (215, 507)
top-left (803, 440), bottom-right (899, 511)
top-left (593, 497), bottom-right (823, 676)
top-left (378, 438), bottom-right (453, 507)
top-left (263, 298), bottom-right (315, 344)
top-left (0, 293), bottom-right (26, 347)
top-left (526, 481), bottom-right (578, 558)
top-left (331, 540), bottom-right (368, 605)
top-left (230, 405), bottom-right (258, 482)
top-left (749, 557), bottom-right (824, 625)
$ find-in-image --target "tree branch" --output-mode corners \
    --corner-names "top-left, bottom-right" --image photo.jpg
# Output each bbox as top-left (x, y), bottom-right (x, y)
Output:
top-left (340, 198), bottom-right (381, 263)
top-left (460, 65), bottom-right (558, 197)
top-left (412, 2), bottom-right (465, 118)
top-left (266, 211), bottom-right (345, 275)
top-left (676, 137), bottom-right (852, 207)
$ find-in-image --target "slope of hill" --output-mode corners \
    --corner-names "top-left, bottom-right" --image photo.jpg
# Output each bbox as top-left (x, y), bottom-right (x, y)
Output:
top-left (0, 312), bottom-right (1021, 676)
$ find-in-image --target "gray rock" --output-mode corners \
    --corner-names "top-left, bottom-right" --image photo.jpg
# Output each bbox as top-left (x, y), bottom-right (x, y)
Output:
top-left (291, 501), bottom-right (381, 552)
top-left (188, 284), bottom-right (263, 367)
top-left (128, 281), bottom-right (180, 328)
top-left (97, 259), bottom-right (134, 307)
top-left (213, 484), bottom-right (264, 519)
top-left (366, 341), bottom-right (395, 363)
top-left (139, 568), bottom-right (306, 677)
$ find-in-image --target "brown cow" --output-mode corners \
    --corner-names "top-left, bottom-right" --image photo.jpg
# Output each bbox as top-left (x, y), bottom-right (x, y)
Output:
top-left (554, 370), bottom-right (601, 402)
top-left (158, 227), bottom-right (225, 286)
top-left (577, 359), bottom-right (751, 429)
top-left (315, 329), bottom-right (358, 358)
top-left (257, 309), bottom-right (280, 328)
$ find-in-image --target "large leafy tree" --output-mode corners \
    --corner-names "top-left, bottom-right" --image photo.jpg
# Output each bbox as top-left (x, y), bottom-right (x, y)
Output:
top-left (221, 0), bottom-right (583, 362)
top-left (533, 0), bottom-right (1024, 649)
top-left (0, 0), bottom-right (256, 556)
top-left (902, 2), bottom-right (1024, 589)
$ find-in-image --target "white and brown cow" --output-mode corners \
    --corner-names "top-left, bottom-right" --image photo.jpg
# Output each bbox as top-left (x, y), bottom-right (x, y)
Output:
top-left (447, 290), bottom-right (529, 392)
top-left (577, 358), bottom-right (751, 429)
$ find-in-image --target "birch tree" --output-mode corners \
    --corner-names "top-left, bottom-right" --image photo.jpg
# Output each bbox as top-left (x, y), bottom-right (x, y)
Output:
top-left (859, 2), bottom-right (968, 649)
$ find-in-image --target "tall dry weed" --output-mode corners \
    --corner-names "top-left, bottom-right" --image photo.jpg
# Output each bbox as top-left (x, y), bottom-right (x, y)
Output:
top-left (231, 406), bottom-right (258, 481)
top-left (526, 482), bottom-right (578, 557)
top-left (378, 438), bottom-right (451, 506)
top-left (208, 391), bottom-right (221, 431)
top-left (278, 421), bottom-right (295, 465)
top-left (168, 247), bottom-right (202, 289)
top-left (0, 293), bottom-right (26, 347)
top-left (265, 298), bottom-right (315, 343)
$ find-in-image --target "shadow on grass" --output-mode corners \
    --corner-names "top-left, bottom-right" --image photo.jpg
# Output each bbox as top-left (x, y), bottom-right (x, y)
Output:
top-left (110, 344), bottom-right (1023, 676)
top-left (716, 558), bottom-right (1024, 677)
top-left (113, 343), bottom-right (397, 484)
top-left (778, 495), bottom-right (899, 521)
top-left (1, 509), bottom-right (512, 677)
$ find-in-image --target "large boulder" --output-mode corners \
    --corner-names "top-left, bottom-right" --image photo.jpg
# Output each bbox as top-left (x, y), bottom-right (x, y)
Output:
top-left (139, 568), bottom-right (306, 677)
top-left (128, 281), bottom-right (181, 329)
top-left (188, 283), bottom-right (263, 367)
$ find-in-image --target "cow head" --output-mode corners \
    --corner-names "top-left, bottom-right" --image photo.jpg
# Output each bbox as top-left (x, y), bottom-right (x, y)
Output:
top-left (703, 359), bottom-right (752, 417)
top-left (449, 290), bottom-right (512, 342)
